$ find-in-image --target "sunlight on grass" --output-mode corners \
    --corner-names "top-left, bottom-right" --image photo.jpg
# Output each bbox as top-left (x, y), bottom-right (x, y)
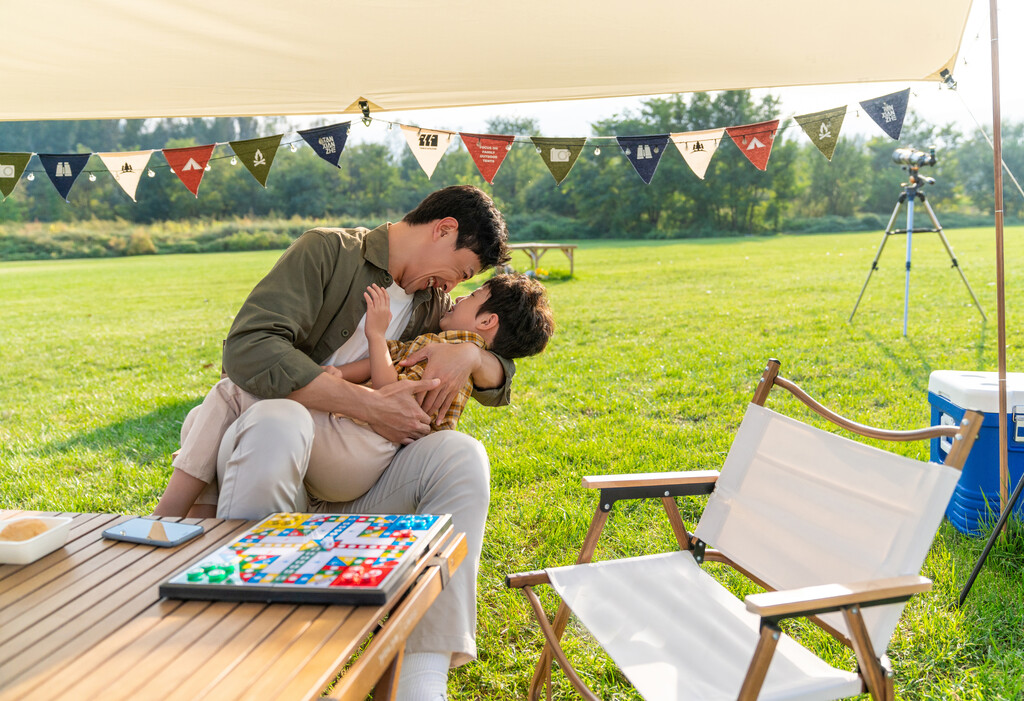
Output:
top-left (2, 227), bottom-right (1023, 698)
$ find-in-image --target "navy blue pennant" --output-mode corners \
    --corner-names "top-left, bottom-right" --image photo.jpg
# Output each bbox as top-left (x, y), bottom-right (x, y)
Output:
top-left (616, 134), bottom-right (670, 184)
top-left (297, 122), bottom-right (351, 168)
top-left (859, 88), bottom-right (910, 140)
top-left (37, 153), bottom-right (92, 201)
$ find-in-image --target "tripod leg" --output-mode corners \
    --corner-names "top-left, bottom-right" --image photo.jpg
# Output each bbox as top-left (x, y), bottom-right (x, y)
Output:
top-left (850, 199), bottom-right (903, 322)
top-left (921, 197), bottom-right (987, 321)
top-left (903, 198), bottom-right (914, 336)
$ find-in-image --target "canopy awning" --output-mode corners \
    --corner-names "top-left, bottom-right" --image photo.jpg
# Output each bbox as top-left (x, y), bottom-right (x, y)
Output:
top-left (1, 0), bottom-right (973, 121)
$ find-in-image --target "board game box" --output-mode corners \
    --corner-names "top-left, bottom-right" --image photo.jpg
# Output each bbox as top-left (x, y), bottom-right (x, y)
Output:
top-left (159, 512), bottom-right (452, 605)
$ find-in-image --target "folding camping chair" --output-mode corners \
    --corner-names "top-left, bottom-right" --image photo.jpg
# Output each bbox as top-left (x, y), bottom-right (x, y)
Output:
top-left (506, 358), bottom-right (983, 701)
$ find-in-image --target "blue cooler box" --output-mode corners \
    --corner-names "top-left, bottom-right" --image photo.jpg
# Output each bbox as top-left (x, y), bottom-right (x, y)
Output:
top-left (929, 370), bottom-right (1024, 535)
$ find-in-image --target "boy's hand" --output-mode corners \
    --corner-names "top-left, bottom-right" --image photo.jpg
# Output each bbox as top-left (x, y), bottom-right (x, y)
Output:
top-left (321, 365), bottom-right (344, 379)
top-left (363, 284), bottom-right (391, 338)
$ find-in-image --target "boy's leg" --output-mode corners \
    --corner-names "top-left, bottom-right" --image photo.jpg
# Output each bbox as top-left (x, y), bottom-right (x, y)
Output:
top-left (312, 430), bottom-right (490, 667)
top-left (216, 398), bottom-right (315, 519)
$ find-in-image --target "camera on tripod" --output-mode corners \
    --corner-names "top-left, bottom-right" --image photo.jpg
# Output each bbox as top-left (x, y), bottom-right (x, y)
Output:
top-left (892, 146), bottom-right (936, 168)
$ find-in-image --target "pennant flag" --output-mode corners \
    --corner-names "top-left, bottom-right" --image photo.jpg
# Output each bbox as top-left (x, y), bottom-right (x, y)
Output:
top-left (229, 134), bottom-right (283, 188)
top-left (162, 143), bottom-right (216, 197)
top-left (794, 107), bottom-right (847, 161)
top-left (37, 153), bottom-right (91, 201)
top-left (670, 129), bottom-right (725, 180)
top-left (617, 134), bottom-right (670, 184)
top-left (0, 152), bottom-right (32, 200)
top-left (531, 137), bottom-right (586, 185)
top-left (460, 132), bottom-right (515, 184)
top-left (725, 120), bottom-right (780, 171)
top-left (298, 122), bottom-right (350, 168)
top-left (860, 88), bottom-right (910, 140)
top-left (401, 126), bottom-right (455, 178)
top-left (97, 150), bottom-right (153, 202)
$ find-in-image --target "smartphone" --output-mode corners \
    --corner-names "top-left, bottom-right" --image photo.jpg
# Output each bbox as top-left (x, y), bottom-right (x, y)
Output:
top-left (103, 518), bottom-right (204, 547)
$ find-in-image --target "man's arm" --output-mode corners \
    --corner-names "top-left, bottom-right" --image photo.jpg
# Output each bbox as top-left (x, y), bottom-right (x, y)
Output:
top-left (289, 371), bottom-right (438, 444)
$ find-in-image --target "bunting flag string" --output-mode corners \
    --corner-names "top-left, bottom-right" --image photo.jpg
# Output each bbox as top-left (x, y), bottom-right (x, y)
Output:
top-left (617, 134), bottom-right (670, 184)
top-left (725, 120), bottom-right (780, 171)
top-left (460, 132), bottom-right (515, 184)
top-left (229, 134), bottom-right (283, 187)
top-left (162, 143), bottom-right (216, 197)
top-left (98, 150), bottom-right (153, 202)
top-left (531, 137), bottom-right (586, 185)
top-left (0, 87), bottom-right (924, 204)
top-left (859, 88), bottom-right (910, 140)
top-left (401, 126), bottom-right (455, 178)
top-left (0, 152), bottom-right (32, 200)
top-left (297, 122), bottom-right (351, 168)
top-left (38, 153), bottom-right (91, 201)
top-left (793, 107), bottom-right (847, 161)
top-left (670, 128), bottom-right (725, 180)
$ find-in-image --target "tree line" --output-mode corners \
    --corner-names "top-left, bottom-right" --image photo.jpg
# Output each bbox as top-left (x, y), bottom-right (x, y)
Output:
top-left (0, 92), bottom-right (1021, 238)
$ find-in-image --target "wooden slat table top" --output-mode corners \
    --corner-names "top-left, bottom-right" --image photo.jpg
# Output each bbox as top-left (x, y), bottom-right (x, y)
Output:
top-left (508, 242), bottom-right (578, 250)
top-left (0, 510), bottom-right (438, 701)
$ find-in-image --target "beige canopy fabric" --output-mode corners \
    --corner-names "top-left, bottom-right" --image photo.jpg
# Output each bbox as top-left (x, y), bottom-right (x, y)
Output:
top-left (1, 0), bottom-right (972, 121)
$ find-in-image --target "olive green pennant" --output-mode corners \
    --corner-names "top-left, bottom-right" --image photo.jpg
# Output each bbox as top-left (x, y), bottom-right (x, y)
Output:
top-left (531, 137), bottom-right (586, 185)
top-left (228, 134), bottom-right (283, 187)
top-left (0, 152), bottom-right (32, 199)
top-left (794, 106), bottom-right (847, 161)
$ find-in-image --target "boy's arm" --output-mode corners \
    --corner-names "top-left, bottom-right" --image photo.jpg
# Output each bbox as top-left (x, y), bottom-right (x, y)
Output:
top-left (364, 284), bottom-right (399, 388)
top-left (152, 468), bottom-right (207, 517)
top-left (330, 359), bottom-right (371, 384)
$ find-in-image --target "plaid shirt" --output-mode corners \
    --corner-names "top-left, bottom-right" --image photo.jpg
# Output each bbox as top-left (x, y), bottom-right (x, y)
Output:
top-left (387, 330), bottom-right (487, 431)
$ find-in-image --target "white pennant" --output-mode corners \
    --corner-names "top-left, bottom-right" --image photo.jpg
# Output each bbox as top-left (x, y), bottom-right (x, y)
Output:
top-left (670, 128), bottom-right (725, 180)
top-left (98, 150), bottom-right (154, 202)
top-left (401, 125), bottom-right (455, 179)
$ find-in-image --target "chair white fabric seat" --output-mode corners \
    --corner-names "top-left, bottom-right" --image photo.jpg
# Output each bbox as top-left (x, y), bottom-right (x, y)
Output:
top-left (546, 551), bottom-right (863, 701)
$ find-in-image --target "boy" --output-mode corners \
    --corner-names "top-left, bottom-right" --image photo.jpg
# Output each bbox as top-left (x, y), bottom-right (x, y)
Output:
top-left (155, 273), bottom-right (553, 515)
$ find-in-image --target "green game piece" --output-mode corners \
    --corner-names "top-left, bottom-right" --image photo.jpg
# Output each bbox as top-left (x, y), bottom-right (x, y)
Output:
top-left (221, 563), bottom-right (235, 574)
top-left (207, 569), bottom-right (228, 583)
top-left (186, 569), bottom-right (205, 582)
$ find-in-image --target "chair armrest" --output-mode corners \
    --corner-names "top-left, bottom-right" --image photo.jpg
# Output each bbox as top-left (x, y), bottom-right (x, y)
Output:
top-left (745, 575), bottom-right (931, 622)
top-left (505, 569), bottom-right (551, 589)
top-left (581, 470), bottom-right (719, 512)
top-left (581, 470), bottom-right (720, 490)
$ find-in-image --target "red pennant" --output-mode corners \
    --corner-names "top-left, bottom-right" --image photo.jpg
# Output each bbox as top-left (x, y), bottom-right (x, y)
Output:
top-left (460, 132), bottom-right (515, 184)
top-left (725, 120), bottom-right (779, 171)
top-left (162, 143), bottom-right (216, 196)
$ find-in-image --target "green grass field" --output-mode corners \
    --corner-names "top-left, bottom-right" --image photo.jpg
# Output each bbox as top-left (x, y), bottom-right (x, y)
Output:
top-left (2, 228), bottom-right (1023, 699)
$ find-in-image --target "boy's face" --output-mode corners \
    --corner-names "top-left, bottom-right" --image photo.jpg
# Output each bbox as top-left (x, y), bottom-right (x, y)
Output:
top-left (440, 285), bottom-right (492, 334)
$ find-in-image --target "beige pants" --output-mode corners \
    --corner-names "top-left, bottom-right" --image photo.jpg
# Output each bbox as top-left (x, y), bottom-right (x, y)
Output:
top-left (174, 380), bottom-right (489, 665)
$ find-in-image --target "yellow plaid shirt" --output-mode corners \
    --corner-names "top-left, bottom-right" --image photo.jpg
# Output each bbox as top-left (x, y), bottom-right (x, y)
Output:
top-left (387, 330), bottom-right (486, 432)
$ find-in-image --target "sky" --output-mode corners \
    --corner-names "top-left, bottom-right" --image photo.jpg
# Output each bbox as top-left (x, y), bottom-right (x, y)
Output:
top-left (334, 1), bottom-right (1020, 148)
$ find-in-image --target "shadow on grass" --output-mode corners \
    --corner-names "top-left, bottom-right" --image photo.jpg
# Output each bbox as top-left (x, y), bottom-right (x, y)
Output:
top-left (43, 397), bottom-right (201, 463)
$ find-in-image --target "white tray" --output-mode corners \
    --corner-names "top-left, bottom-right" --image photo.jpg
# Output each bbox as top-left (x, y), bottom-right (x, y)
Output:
top-left (0, 516), bottom-right (73, 564)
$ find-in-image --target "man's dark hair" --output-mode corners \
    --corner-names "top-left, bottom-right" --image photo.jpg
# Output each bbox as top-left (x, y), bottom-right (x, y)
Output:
top-left (403, 185), bottom-right (511, 269)
top-left (478, 273), bottom-right (554, 359)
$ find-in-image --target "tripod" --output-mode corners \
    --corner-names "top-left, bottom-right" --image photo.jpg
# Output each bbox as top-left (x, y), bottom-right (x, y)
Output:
top-left (849, 167), bottom-right (986, 335)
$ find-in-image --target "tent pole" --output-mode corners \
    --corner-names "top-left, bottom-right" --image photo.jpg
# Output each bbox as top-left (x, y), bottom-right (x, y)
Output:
top-left (988, 0), bottom-right (1008, 531)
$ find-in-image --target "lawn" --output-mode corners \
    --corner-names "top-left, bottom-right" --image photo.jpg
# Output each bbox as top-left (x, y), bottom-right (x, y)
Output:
top-left (2, 227), bottom-right (1023, 699)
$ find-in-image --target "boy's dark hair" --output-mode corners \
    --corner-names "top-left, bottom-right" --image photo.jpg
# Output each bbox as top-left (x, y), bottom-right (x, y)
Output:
top-left (478, 273), bottom-right (554, 359)
top-left (403, 185), bottom-right (511, 269)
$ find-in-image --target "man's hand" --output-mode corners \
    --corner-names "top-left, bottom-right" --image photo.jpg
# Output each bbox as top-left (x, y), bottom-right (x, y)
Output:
top-left (398, 342), bottom-right (481, 423)
top-left (364, 284), bottom-right (391, 339)
top-left (364, 378), bottom-right (440, 444)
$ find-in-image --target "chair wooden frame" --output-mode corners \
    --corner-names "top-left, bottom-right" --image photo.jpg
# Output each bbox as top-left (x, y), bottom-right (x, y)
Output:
top-left (506, 358), bottom-right (983, 701)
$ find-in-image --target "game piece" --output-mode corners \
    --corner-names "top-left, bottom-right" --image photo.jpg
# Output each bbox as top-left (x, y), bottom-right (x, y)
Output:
top-left (159, 513), bottom-right (451, 605)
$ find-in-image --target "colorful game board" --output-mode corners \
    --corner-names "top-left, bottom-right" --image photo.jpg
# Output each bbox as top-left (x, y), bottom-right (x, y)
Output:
top-left (160, 512), bottom-right (451, 605)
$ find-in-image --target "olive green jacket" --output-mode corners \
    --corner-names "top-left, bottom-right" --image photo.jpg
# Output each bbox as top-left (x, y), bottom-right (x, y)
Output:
top-left (222, 224), bottom-right (514, 405)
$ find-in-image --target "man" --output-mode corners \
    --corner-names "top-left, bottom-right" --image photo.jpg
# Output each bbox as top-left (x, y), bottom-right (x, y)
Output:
top-left (156, 185), bottom-right (512, 700)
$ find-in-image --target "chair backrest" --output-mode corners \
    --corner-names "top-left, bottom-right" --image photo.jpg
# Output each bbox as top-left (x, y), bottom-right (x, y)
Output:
top-left (694, 402), bottom-right (962, 647)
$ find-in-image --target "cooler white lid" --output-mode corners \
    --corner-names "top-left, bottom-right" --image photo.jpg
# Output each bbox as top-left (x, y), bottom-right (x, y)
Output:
top-left (928, 371), bottom-right (1024, 413)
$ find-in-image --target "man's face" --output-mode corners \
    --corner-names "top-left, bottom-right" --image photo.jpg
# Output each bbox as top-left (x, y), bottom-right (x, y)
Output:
top-left (400, 234), bottom-right (482, 294)
top-left (440, 286), bottom-right (491, 333)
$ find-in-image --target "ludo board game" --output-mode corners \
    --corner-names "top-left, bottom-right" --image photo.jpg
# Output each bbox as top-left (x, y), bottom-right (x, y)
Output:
top-left (160, 512), bottom-right (451, 605)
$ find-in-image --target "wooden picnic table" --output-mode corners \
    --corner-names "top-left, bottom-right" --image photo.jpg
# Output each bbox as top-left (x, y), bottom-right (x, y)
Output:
top-left (0, 510), bottom-right (465, 701)
top-left (508, 242), bottom-right (577, 276)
